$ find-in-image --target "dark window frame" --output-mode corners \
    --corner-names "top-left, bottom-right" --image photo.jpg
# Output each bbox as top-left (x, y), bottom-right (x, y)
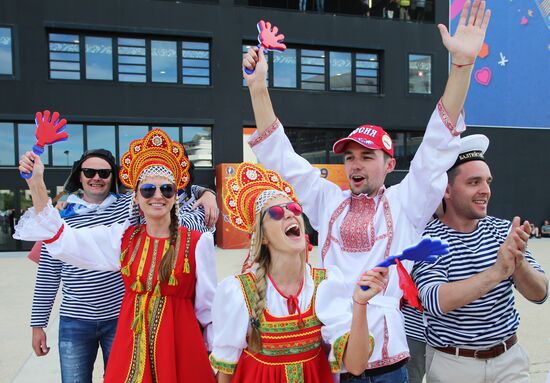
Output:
top-left (48, 32), bottom-right (81, 80)
top-left (0, 120), bottom-right (214, 169)
top-left (407, 52), bottom-right (433, 96)
top-left (0, 25), bottom-right (15, 78)
top-left (243, 41), bottom-right (381, 94)
top-left (47, 29), bottom-right (211, 87)
top-left (181, 40), bottom-right (211, 86)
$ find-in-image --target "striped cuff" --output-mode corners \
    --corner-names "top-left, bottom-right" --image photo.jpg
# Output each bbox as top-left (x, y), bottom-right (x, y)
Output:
top-left (423, 284), bottom-right (444, 317)
top-left (209, 354), bottom-right (238, 375)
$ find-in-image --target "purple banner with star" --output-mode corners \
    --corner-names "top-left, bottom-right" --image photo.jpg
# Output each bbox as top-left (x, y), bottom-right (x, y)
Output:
top-left (450, 0), bottom-right (550, 129)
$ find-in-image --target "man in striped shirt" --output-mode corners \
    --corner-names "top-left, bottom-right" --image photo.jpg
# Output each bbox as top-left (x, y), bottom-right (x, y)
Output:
top-left (30, 149), bottom-right (217, 383)
top-left (412, 134), bottom-right (548, 383)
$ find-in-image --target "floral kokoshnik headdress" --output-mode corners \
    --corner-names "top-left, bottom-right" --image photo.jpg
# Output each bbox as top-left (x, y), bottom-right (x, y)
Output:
top-left (224, 163), bottom-right (298, 271)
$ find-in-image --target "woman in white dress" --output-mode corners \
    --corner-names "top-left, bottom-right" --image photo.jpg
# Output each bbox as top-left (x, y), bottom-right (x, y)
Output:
top-left (209, 163), bottom-right (389, 383)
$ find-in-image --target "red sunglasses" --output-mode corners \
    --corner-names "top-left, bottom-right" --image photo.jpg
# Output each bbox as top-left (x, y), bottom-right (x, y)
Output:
top-left (260, 202), bottom-right (303, 222)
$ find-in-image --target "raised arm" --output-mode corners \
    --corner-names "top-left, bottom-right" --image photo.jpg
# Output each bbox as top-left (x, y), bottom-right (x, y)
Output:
top-left (439, 0), bottom-right (491, 123)
top-left (19, 151), bottom-right (49, 214)
top-left (242, 47), bottom-right (342, 229)
top-left (396, 1), bottom-right (491, 232)
top-left (243, 47), bottom-right (276, 134)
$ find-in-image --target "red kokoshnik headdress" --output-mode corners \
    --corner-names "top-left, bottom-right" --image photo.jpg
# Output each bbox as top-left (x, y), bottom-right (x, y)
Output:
top-left (119, 128), bottom-right (191, 190)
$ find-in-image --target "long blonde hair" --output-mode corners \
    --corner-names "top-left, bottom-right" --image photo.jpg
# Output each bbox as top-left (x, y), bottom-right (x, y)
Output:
top-left (246, 209), bottom-right (306, 353)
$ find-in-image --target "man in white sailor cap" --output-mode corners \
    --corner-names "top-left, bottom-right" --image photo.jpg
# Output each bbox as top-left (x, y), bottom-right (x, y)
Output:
top-left (411, 134), bottom-right (548, 383)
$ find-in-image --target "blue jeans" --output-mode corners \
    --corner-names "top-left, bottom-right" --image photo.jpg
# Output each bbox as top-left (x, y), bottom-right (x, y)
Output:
top-left (316, 0), bottom-right (324, 11)
top-left (59, 316), bottom-right (118, 383)
top-left (299, 0), bottom-right (307, 11)
top-left (343, 365), bottom-right (409, 383)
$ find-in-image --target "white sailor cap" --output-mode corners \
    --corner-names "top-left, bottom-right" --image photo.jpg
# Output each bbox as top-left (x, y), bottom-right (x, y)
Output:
top-left (450, 134), bottom-right (490, 170)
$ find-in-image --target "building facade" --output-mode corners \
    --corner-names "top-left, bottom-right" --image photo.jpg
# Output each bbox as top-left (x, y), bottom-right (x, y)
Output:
top-left (1, 0), bottom-right (548, 251)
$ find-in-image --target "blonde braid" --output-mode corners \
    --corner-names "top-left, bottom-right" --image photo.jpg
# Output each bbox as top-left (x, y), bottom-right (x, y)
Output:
top-left (158, 206), bottom-right (178, 283)
top-left (247, 245), bottom-right (270, 353)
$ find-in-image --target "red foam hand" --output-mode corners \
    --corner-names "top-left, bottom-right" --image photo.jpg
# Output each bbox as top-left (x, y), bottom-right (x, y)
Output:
top-left (35, 110), bottom-right (68, 148)
top-left (258, 20), bottom-right (286, 51)
top-left (395, 259), bottom-right (423, 312)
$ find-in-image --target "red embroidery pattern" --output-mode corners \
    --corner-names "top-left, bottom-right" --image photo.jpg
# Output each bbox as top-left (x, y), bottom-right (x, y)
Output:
top-left (367, 352), bottom-right (410, 370)
top-left (382, 316), bottom-right (389, 359)
top-left (248, 118), bottom-right (281, 147)
top-left (321, 199), bottom-right (350, 262)
top-left (381, 195), bottom-right (393, 260)
top-left (437, 99), bottom-right (461, 137)
top-left (321, 191), bottom-right (394, 262)
top-left (365, 315), bottom-right (409, 369)
top-left (339, 194), bottom-right (376, 252)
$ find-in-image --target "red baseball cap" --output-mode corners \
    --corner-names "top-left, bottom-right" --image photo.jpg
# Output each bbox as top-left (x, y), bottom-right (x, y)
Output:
top-left (332, 125), bottom-right (394, 157)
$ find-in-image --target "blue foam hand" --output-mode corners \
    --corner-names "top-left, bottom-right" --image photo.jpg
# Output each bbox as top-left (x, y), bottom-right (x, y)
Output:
top-left (399, 238), bottom-right (449, 263)
top-left (360, 238), bottom-right (449, 290)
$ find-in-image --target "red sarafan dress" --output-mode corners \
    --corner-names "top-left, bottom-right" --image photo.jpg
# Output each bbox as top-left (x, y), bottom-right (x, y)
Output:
top-left (104, 225), bottom-right (215, 383)
top-left (210, 267), bottom-right (337, 383)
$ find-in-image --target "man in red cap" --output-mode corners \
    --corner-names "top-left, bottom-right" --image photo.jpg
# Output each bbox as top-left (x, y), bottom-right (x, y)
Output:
top-left (242, 1), bottom-right (491, 381)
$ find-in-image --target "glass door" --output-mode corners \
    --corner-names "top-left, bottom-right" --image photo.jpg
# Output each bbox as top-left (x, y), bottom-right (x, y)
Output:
top-left (0, 190), bottom-right (16, 251)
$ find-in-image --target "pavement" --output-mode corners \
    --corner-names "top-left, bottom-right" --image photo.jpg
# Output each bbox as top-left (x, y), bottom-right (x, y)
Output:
top-left (1, 240), bottom-right (550, 383)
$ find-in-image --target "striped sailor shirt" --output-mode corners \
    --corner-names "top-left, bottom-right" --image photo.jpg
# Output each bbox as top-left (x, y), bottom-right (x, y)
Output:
top-left (412, 216), bottom-right (547, 348)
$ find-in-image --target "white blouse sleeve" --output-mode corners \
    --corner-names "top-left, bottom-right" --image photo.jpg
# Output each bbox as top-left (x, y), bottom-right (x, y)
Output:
top-left (194, 231), bottom-right (217, 351)
top-left (13, 202), bottom-right (128, 271)
top-left (316, 266), bottom-right (373, 373)
top-left (396, 102), bottom-right (465, 233)
top-left (209, 276), bottom-right (250, 375)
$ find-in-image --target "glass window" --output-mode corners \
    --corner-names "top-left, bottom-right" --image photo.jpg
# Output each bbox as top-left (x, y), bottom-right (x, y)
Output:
top-left (182, 126), bottom-right (212, 167)
top-left (273, 49), bottom-right (296, 88)
top-left (52, 124), bottom-right (83, 166)
top-left (49, 33), bottom-right (81, 80)
top-left (301, 49), bottom-right (325, 91)
top-left (118, 125), bottom-right (148, 158)
top-left (0, 189), bottom-right (16, 250)
top-left (329, 51), bottom-right (352, 91)
top-left (356, 53), bottom-right (379, 93)
top-left (406, 132), bottom-right (423, 162)
top-left (182, 41), bottom-right (210, 85)
top-left (0, 123), bottom-right (15, 165)
top-left (390, 132), bottom-right (407, 169)
top-left (87, 125), bottom-right (116, 156)
top-left (390, 131), bottom-right (423, 170)
top-left (85, 36), bottom-right (113, 80)
top-left (152, 40), bottom-right (177, 83)
top-left (153, 126), bottom-right (180, 143)
top-left (118, 38), bottom-right (146, 82)
top-left (18, 123), bottom-right (50, 165)
top-left (0, 27), bottom-right (13, 75)
top-left (287, 127), bottom-right (354, 165)
top-left (408, 54), bottom-right (431, 94)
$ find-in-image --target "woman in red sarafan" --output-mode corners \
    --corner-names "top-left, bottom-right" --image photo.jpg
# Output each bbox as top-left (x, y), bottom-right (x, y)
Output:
top-left (209, 163), bottom-right (388, 383)
top-left (16, 129), bottom-right (216, 383)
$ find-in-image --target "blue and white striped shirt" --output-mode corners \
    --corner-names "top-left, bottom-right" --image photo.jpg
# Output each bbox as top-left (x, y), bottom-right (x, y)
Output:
top-left (412, 216), bottom-right (546, 348)
top-left (31, 186), bottom-right (210, 328)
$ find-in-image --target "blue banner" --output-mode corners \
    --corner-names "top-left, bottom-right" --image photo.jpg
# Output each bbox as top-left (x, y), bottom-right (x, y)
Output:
top-left (450, 0), bottom-right (550, 128)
